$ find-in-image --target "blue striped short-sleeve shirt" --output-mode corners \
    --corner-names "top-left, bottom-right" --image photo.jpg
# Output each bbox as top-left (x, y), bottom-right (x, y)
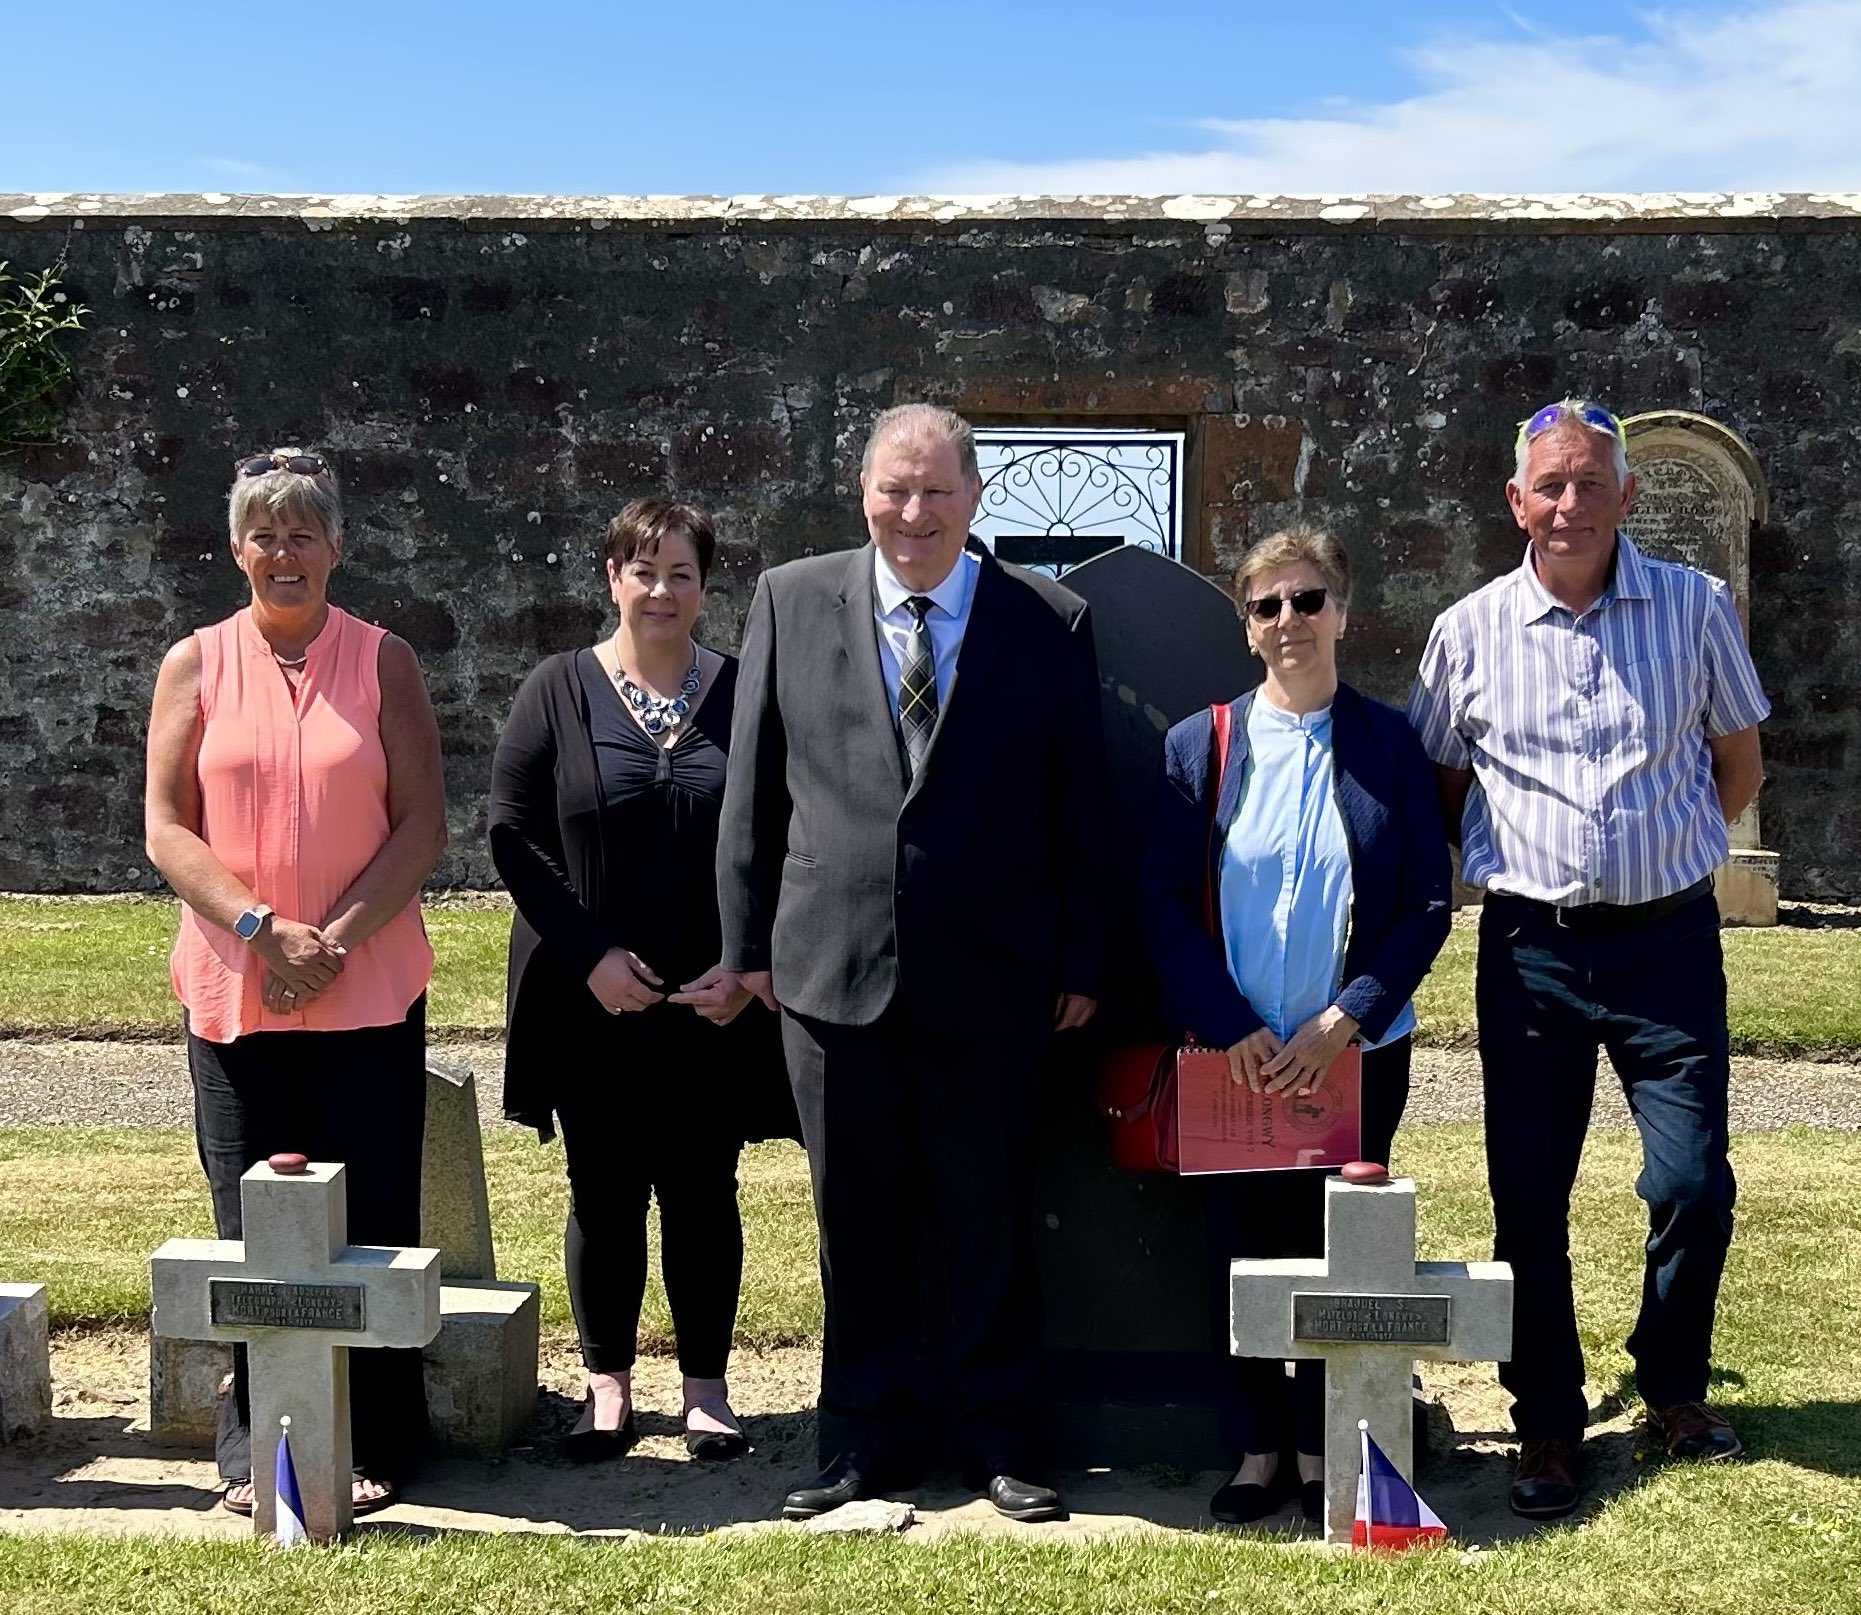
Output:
top-left (1405, 535), bottom-right (1770, 906)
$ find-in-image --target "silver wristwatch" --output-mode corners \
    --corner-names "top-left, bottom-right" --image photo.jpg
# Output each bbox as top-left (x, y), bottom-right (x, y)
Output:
top-left (233, 903), bottom-right (274, 942)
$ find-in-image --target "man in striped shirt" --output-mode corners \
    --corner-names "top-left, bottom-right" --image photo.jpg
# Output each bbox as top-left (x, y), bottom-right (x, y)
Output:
top-left (1407, 399), bottom-right (1768, 1520)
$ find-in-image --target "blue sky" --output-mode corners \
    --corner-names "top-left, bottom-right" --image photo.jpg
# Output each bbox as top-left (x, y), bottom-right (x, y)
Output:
top-left (5, 1), bottom-right (1856, 194)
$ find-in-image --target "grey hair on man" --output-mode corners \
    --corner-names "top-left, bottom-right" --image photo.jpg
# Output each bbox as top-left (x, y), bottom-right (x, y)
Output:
top-left (861, 404), bottom-right (980, 484)
top-left (1509, 398), bottom-right (1631, 487)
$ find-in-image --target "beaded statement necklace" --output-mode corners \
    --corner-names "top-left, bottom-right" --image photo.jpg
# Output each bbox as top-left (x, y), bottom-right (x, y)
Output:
top-left (611, 639), bottom-right (701, 738)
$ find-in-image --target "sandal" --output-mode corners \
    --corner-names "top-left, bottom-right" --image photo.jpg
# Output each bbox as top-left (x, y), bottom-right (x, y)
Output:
top-left (221, 1473), bottom-right (399, 1517)
top-left (351, 1471), bottom-right (399, 1515)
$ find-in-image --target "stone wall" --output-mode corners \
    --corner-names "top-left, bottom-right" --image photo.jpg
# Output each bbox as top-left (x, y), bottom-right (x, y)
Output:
top-left (2, 193), bottom-right (1858, 895)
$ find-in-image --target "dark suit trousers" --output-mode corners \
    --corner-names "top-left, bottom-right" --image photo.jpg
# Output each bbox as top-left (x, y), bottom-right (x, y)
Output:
top-left (782, 1002), bottom-right (1048, 1474)
top-left (1478, 892), bottom-right (1735, 1442)
top-left (1206, 1035), bottom-right (1411, 1457)
top-left (187, 1000), bottom-right (429, 1483)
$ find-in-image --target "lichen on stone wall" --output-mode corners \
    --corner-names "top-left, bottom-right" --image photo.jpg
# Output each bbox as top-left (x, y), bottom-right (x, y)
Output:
top-left (0, 196), bottom-right (1856, 895)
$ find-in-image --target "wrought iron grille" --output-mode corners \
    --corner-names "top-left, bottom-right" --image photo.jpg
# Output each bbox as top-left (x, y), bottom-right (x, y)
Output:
top-left (971, 427), bottom-right (1186, 577)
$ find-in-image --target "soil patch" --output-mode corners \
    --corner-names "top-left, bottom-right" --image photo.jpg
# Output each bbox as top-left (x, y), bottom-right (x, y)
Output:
top-left (1, 1327), bottom-right (1650, 1548)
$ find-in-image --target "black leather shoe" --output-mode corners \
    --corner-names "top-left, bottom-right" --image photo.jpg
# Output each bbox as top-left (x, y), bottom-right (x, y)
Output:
top-left (1509, 1437), bottom-right (1581, 1519)
top-left (986, 1473), bottom-right (1065, 1522)
top-left (782, 1453), bottom-right (869, 1520)
top-left (1647, 1402), bottom-right (1744, 1462)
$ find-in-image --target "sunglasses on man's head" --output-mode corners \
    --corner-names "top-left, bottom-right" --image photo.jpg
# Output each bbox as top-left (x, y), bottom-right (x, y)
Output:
top-left (1245, 587), bottom-right (1329, 623)
top-left (234, 451), bottom-right (329, 479)
top-left (1516, 401), bottom-right (1624, 454)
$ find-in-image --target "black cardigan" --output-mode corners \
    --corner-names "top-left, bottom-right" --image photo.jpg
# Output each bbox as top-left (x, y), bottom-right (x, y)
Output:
top-left (488, 649), bottom-right (754, 1137)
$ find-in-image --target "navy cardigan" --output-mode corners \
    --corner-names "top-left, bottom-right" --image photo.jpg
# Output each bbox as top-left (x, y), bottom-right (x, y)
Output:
top-left (1139, 683), bottom-right (1452, 1049)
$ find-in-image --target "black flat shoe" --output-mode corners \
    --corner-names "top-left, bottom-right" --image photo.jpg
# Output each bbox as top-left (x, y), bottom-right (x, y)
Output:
top-left (686, 1425), bottom-right (750, 1461)
top-left (565, 1407), bottom-right (637, 1465)
top-left (1300, 1479), bottom-right (1324, 1525)
top-left (1209, 1477), bottom-right (1282, 1526)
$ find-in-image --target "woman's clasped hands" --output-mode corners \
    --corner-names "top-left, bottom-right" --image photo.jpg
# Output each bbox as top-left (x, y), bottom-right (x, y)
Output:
top-left (1225, 1004), bottom-right (1361, 1097)
top-left (254, 916), bottom-right (346, 1014)
top-left (588, 949), bottom-right (753, 1026)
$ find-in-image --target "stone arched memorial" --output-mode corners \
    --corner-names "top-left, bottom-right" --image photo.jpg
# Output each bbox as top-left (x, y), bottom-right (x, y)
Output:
top-left (1622, 411), bottom-right (1780, 926)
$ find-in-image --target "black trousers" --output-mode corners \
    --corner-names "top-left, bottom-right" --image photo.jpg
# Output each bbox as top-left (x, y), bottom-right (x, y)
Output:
top-left (782, 1002), bottom-right (1049, 1475)
top-left (1478, 891), bottom-right (1735, 1441)
top-left (186, 999), bottom-right (428, 1483)
top-left (1206, 1035), bottom-right (1412, 1458)
top-left (555, 1027), bottom-right (744, 1378)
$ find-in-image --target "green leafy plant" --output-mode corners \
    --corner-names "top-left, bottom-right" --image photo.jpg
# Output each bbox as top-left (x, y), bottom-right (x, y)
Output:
top-left (0, 260), bottom-right (88, 447)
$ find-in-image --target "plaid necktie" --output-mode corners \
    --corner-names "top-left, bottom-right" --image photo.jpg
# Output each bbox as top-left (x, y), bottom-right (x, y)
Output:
top-left (898, 594), bottom-right (938, 781)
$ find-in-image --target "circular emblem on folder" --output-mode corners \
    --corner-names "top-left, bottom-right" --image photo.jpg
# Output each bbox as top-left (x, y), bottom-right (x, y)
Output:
top-left (1284, 1076), bottom-right (1342, 1136)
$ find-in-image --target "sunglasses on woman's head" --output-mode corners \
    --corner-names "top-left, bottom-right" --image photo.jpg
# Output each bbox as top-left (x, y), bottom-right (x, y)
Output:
top-left (1246, 587), bottom-right (1329, 623)
top-left (234, 451), bottom-right (330, 479)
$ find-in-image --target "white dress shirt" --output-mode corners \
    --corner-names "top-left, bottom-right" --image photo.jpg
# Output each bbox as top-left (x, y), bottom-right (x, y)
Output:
top-left (871, 543), bottom-right (980, 719)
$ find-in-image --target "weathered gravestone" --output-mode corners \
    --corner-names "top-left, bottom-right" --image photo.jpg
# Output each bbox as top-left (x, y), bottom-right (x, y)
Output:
top-left (1033, 544), bottom-right (1254, 1468)
top-left (0, 1278), bottom-right (53, 1442)
top-left (150, 1059), bottom-right (539, 1458)
top-left (419, 1058), bottom-right (540, 1457)
top-left (1231, 1166), bottom-right (1513, 1543)
top-left (1623, 410), bottom-right (1779, 925)
top-left (151, 1156), bottom-right (441, 1540)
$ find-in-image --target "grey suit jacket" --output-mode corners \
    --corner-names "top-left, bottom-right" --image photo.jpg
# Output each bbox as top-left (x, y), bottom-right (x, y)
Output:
top-left (717, 540), bottom-right (1109, 1031)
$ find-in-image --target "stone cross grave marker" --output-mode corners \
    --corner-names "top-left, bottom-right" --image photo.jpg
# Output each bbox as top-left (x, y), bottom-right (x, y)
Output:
top-left (151, 1155), bottom-right (440, 1541)
top-left (1230, 1166), bottom-right (1513, 1543)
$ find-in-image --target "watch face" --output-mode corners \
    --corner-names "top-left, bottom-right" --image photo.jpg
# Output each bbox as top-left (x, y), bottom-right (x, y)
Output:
top-left (235, 910), bottom-right (262, 940)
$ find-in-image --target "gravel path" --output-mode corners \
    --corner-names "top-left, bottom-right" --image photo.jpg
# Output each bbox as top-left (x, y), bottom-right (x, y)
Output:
top-left (0, 1038), bottom-right (1856, 1132)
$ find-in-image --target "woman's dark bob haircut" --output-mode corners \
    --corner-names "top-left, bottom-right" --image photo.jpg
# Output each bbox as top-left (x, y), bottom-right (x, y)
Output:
top-left (603, 498), bottom-right (717, 583)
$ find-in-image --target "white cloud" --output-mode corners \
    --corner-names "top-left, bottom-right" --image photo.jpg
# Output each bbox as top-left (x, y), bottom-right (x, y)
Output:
top-left (916, 2), bottom-right (1861, 195)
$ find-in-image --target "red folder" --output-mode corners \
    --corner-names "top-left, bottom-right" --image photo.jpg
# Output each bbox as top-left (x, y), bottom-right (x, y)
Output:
top-left (1175, 1045), bottom-right (1363, 1174)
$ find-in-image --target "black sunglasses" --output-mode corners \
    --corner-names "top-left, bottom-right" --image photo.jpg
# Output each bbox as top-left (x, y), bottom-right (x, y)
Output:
top-left (1245, 587), bottom-right (1329, 623)
top-left (234, 451), bottom-right (330, 479)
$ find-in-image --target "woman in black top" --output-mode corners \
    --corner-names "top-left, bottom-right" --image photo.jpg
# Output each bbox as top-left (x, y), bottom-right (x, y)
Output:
top-left (489, 498), bottom-right (788, 1463)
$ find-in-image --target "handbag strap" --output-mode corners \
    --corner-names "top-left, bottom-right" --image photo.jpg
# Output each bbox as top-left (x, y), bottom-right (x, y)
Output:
top-left (1184, 701), bottom-right (1234, 1053)
top-left (1201, 701), bottom-right (1233, 939)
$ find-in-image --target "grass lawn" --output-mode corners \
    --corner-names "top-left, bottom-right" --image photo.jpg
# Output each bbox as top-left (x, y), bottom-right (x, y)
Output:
top-left (2, 1123), bottom-right (1859, 1611)
top-left (3, 895), bottom-right (1860, 1055)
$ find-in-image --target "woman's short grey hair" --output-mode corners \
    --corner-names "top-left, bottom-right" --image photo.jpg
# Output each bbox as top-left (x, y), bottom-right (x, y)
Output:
top-left (1232, 526), bottom-right (1353, 612)
top-left (227, 453), bottom-right (343, 545)
top-left (860, 404), bottom-right (979, 484)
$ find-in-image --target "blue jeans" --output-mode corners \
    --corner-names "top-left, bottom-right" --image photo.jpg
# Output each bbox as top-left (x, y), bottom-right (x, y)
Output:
top-left (1477, 892), bottom-right (1735, 1442)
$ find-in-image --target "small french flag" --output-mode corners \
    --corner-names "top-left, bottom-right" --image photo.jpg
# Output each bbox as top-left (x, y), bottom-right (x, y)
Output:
top-left (274, 1414), bottom-right (309, 1548)
top-left (1352, 1419), bottom-right (1448, 1551)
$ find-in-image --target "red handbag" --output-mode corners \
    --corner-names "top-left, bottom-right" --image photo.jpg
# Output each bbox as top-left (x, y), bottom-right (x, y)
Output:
top-left (1097, 702), bottom-right (1233, 1174)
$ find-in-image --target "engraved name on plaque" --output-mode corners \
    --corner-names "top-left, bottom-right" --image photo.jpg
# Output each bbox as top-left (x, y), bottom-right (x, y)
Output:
top-left (210, 1278), bottom-right (366, 1332)
top-left (1292, 1292), bottom-right (1451, 1346)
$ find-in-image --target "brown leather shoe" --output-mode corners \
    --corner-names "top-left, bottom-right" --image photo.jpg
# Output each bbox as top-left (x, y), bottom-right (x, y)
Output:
top-left (1647, 1402), bottom-right (1744, 1462)
top-left (1509, 1437), bottom-right (1582, 1519)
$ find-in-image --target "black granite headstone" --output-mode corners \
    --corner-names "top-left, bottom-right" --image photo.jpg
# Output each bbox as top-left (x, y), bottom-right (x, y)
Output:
top-left (1034, 544), bottom-right (1255, 1468)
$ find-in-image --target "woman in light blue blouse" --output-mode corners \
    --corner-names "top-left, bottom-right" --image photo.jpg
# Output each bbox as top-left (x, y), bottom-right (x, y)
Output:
top-left (1141, 527), bottom-right (1452, 1527)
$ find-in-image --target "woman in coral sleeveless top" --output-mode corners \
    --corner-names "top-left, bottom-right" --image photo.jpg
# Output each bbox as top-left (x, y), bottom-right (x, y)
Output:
top-left (144, 450), bottom-right (447, 1517)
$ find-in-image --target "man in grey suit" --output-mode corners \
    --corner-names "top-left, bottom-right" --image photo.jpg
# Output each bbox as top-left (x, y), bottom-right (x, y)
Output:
top-left (718, 404), bottom-right (1108, 1521)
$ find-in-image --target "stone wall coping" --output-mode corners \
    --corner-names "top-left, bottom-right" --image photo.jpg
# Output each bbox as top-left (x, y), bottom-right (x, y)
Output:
top-left (6, 192), bottom-right (1861, 234)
